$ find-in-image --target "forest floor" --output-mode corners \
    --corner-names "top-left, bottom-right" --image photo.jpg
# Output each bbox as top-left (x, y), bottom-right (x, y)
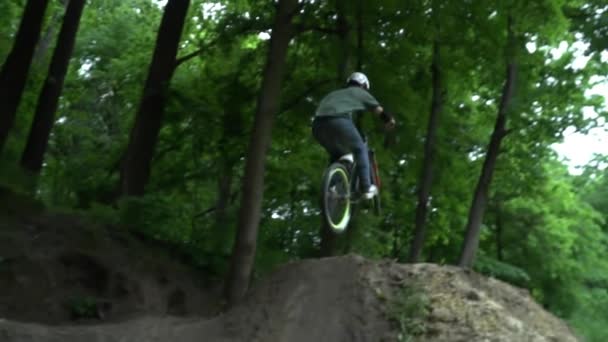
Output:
top-left (0, 187), bottom-right (580, 341)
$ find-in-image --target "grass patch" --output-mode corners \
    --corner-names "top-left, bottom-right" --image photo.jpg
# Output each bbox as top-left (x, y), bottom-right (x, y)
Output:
top-left (385, 283), bottom-right (430, 342)
top-left (67, 296), bottom-right (99, 319)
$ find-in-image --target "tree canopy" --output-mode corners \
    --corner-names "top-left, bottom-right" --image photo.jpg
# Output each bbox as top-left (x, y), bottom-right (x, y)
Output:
top-left (1, 0), bottom-right (607, 339)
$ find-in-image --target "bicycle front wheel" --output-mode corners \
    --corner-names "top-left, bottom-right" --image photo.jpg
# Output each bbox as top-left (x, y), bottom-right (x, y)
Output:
top-left (321, 163), bottom-right (352, 233)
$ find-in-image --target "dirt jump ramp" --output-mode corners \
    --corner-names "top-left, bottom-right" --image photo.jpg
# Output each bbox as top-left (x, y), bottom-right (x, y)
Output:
top-left (0, 255), bottom-right (579, 342)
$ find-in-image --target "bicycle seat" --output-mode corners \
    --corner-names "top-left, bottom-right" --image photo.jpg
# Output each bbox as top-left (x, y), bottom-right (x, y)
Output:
top-left (339, 154), bottom-right (354, 163)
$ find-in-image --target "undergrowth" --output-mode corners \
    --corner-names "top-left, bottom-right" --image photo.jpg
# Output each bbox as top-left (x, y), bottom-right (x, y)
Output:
top-left (384, 283), bottom-right (429, 342)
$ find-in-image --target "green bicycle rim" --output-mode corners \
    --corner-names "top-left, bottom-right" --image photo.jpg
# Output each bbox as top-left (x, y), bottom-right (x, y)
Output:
top-left (325, 166), bottom-right (351, 232)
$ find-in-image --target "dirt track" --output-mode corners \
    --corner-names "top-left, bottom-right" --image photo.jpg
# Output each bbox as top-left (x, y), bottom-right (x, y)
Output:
top-left (0, 255), bottom-right (580, 342)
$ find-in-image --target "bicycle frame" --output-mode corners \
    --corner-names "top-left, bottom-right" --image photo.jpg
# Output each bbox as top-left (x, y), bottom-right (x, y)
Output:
top-left (320, 124), bottom-right (383, 233)
top-left (335, 145), bottom-right (381, 203)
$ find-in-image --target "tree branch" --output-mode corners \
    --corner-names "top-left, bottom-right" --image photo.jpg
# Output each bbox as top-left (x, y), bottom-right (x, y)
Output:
top-left (295, 24), bottom-right (339, 35)
top-left (174, 20), bottom-right (271, 70)
top-left (193, 190), bottom-right (240, 219)
top-left (175, 47), bottom-right (207, 68)
top-left (278, 78), bottom-right (334, 114)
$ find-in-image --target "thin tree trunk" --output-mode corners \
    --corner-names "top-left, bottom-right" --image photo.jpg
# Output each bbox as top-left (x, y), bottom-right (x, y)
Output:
top-left (319, 0), bottom-right (351, 257)
top-left (336, 0), bottom-right (349, 82)
top-left (319, 221), bottom-right (338, 257)
top-left (343, 207), bottom-right (360, 253)
top-left (342, 0), bottom-right (368, 255)
top-left (34, 0), bottom-right (68, 64)
top-left (409, 39), bottom-right (443, 262)
top-left (459, 16), bottom-right (517, 268)
top-left (391, 172), bottom-right (402, 258)
top-left (215, 159), bottom-right (234, 227)
top-left (0, 0), bottom-right (51, 152)
top-left (353, 0), bottom-right (365, 129)
top-left (208, 157), bottom-right (235, 256)
top-left (356, 0), bottom-right (363, 71)
top-left (224, 0), bottom-right (298, 306)
top-left (119, 0), bottom-right (190, 197)
top-left (215, 68), bottom-right (247, 227)
top-left (495, 201), bottom-right (504, 261)
top-left (20, 0), bottom-right (86, 173)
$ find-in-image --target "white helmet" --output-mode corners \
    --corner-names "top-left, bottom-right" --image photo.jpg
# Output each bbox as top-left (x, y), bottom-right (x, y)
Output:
top-left (346, 72), bottom-right (370, 90)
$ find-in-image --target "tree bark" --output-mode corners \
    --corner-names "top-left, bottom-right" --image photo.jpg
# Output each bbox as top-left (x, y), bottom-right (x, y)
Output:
top-left (224, 0), bottom-right (298, 306)
top-left (459, 16), bottom-right (517, 268)
top-left (409, 39), bottom-right (443, 262)
top-left (33, 0), bottom-right (68, 64)
top-left (119, 0), bottom-right (190, 197)
top-left (319, 0), bottom-right (351, 257)
top-left (495, 201), bottom-right (504, 261)
top-left (355, 0), bottom-right (364, 71)
top-left (336, 0), bottom-right (350, 83)
top-left (319, 221), bottom-right (338, 257)
top-left (215, 161), bottom-right (234, 227)
top-left (215, 110), bottom-right (239, 228)
top-left (0, 0), bottom-right (51, 152)
top-left (20, 0), bottom-right (86, 173)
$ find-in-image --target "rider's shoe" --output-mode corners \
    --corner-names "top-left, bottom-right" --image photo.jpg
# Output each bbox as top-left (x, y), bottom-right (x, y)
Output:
top-left (362, 185), bottom-right (378, 199)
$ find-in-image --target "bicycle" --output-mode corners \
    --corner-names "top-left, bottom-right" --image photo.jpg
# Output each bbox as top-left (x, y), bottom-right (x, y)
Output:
top-left (320, 135), bottom-right (382, 233)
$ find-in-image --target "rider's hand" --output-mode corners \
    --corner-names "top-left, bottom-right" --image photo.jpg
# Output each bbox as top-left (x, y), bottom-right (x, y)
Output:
top-left (380, 110), bottom-right (396, 131)
top-left (384, 117), bottom-right (396, 131)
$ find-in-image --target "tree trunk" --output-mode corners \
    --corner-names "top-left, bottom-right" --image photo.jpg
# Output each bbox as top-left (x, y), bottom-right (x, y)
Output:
top-left (224, 0), bottom-right (298, 306)
top-left (355, 0), bottom-right (364, 71)
top-left (20, 0), bottom-right (86, 173)
top-left (33, 0), bottom-right (68, 64)
top-left (319, 221), bottom-right (338, 257)
top-left (336, 0), bottom-right (350, 82)
top-left (459, 17), bottom-right (517, 268)
top-left (494, 201), bottom-right (504, 261)
top-left (119, 0), bottom-right (190, 197)
top-left (215, 158), bottom-right (234, 227)
top-left (319, 0), bottom-right (351, 257)
top-left (343, 207), bottom-right (360, 253)
top-left (0, 0), bottom-right (51, 152)
top-left (215, 70), bottom-right (248, 226)
top-left (409, 40), bottom-right (443, 262)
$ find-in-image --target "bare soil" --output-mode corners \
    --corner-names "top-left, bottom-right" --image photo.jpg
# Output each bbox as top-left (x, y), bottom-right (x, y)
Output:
top-left (0, 188), bottom-right (580, 341)
top-left (0, 187), bottom-right (220, 325)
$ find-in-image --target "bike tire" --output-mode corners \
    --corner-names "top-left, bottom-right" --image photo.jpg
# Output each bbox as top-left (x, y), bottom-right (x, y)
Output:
top-left (320, 162), bottom-right (352, 233)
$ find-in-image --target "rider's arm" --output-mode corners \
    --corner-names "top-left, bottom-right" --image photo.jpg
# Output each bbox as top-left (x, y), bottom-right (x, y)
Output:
top-left (373, 106), bottom-right (396, 129)
top-left (356, 88), bottom-right (396, 129)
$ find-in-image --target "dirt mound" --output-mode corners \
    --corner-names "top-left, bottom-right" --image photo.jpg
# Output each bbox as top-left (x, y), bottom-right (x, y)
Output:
top-left (0, 255), bottom-right (579, 341)
top-left (0, 188), bottom-right (219, 324)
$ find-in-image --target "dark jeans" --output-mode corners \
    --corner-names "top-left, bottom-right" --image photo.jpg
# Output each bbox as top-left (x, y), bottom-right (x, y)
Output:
top-left (312, 116), bottom-right (371, 189)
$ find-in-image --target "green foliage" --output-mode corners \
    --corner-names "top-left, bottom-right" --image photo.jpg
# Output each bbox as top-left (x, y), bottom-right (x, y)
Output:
top-left (86, 192), bottom-right (234, 277)
top-left (569, 287), bottom-right (608, 341)
top-left (474, 255), bottom-right (531, 287)
top-left (67, 296), bottom-right (98, 319)
top-left (119, 195), bottom-right (190, 241)
top-left (385, 283), bottom-right (429, 341)
top-left (1, 0), bottom-right (607, 337)
top-left (0, 0), bottom-right (21, 59)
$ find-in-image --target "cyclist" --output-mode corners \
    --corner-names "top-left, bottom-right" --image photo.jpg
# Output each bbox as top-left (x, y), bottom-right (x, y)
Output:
top-left (312, 72), bottom-right (395, 199)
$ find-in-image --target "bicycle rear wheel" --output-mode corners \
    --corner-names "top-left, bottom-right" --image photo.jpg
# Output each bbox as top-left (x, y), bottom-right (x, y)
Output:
top-left (321, 162), bottom-right (352, 233)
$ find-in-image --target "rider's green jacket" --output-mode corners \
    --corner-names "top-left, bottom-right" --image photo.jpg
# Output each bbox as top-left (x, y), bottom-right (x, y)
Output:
top-left (315, 86), bottom-right (380, 119)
